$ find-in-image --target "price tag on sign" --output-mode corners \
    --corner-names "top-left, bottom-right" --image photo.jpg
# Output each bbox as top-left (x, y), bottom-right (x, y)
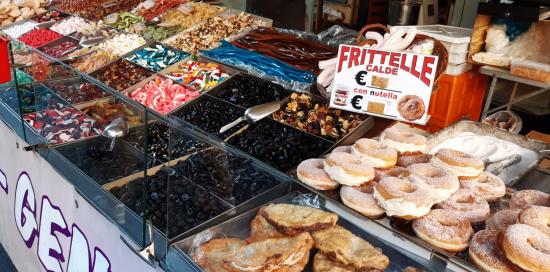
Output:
top-left (329, 44), bottom-right (438, 125)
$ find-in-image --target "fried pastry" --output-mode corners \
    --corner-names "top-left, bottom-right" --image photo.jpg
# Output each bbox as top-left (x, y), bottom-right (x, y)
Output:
top-left (312, 225), bottom-right (389, 271)
top-left (248, 209), bottom-right (286, 242)
top-left (313, 252), bottom-right (355, 272)
top-left (222, 232), bottom-right (314, 272)
top-left (191, 238), bottom-right (245, 272)
top-left (261, 204), bottom-right (338, 236)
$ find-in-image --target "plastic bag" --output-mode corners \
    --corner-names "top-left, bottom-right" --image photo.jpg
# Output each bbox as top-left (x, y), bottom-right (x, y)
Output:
top-left (276, 25), bottom-right (358, 48)
top-left (485, 24), bottom-right (510, 54)
top-left (482, 110), bottom-right (522, 134)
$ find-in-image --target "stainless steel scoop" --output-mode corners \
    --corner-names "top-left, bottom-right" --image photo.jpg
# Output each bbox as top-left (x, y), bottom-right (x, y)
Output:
top-left (102, 117), bottom-right (129, 151)
top-left (219, 101), bottom-right (281, 134)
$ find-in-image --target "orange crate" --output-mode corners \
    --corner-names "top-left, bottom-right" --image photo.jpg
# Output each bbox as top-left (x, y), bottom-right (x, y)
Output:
top-left (415, 70), bottom-right (488, 133)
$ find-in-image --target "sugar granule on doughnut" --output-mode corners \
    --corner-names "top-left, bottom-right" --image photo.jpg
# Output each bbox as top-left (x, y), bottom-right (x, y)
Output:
top-left (407, 163), bottom-right (459, 204)
top-left (485, 209), bottom-right (520, 231)
top-left (509, 190), bottom-right (550, 210)
top-left (340, 184), bottom-right (385, 219)
top-left (373, 176), bottom-right (432, 219)
top-left (431, 148), bottom-right (484, 178)
top-left (323, 152), bottom-right (375, 186)
top-left (379, 127), bottom-right (427, 155)
top-left (297, 159), bottom-right (340, 191)
top-left (436, 189), bottom-right (490, 224)
top-left (412, 209), bottom-right (473, 252)
top-left (396, 153), bottom-right (432, 167)
top-left (374, 167), bottom-right (410, 182)
top-left (351, 138), bottom-right (397, 169)
top-left (331, 145), bottom-right (352, 154)
top-left (459, 172), bottom-right (505, 202)
top-left (518, 205), bottom-right (550, 237)
top-left (501, 224), bottom-right (550, 272)
top-left (469, 230), bottom-right (521, 272)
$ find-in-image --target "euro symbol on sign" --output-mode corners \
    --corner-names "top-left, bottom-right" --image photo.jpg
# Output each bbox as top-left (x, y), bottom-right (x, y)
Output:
top-left (351, 95), bottom-right (362, 110)
top-left (355, 71), bottom-right (368, 86)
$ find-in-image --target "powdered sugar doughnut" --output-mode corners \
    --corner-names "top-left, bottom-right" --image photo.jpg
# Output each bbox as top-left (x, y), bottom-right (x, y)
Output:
top-left (459, 172), bottom-right (505, 202)
top-left (436, 189), bottom-right (490, 224)
top-left (297, 159), bottom-right (339, 190)
top-left (501, 224), bottom-right (550, 272)
top-left (351, 138), bottom-right (397, 169)
top-left (373, 176), bottom-right (432, 219)
top-left (407, 163), bottom-right (459, 204)
top-left (518, 205), bottom-right (550, 237)
top-left (323, 152), bottom-right (375, 186)
top-left (340, 183), bottom-right (385, 218)
top-left (396, 153), bottom-right (432, 167)
top-left (485, 209), bottom-right (520, 231)
top-left (469, 230), bottom-right (520, 272)
top-left (374, 167), bottom-right (410, 182)
top-left (331, 145), bottom-right (351, 154)
top-left (380, 127), bottom-right (427, 155)
top-left (412, 209), bottom-right (473, 252)
top-left (510, 190), bottom-right (550, 210)
top-left (431, 148), bottom-right (484, 178)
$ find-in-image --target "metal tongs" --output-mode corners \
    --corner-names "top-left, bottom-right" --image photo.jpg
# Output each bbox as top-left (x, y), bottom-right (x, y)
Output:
top-left (219, 101), bottom-right (281, 134)
top-left (484, 155), bottom-right (522, 175)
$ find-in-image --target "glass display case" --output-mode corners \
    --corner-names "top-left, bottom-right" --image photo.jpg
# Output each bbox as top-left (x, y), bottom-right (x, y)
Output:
top-left (0, 5), bottom-right (446, 272)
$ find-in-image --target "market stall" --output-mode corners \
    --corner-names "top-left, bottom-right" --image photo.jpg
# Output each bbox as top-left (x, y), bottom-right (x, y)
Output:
top-left (0, 0), bottom-right (549, 272)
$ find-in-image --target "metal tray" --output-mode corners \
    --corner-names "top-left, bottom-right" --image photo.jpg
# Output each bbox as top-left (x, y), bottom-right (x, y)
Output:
top-left (173, 187), bottom-right (438, 272)
top-left (426, 120), bottom-right (548, 186)
top-left (289, 121), bottom-right (549, 272)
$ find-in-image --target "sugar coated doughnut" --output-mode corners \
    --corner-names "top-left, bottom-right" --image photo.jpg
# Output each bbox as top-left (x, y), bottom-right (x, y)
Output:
top-left (431, 148), bottom-right (484, 178)
top-left (469, 230), bottom-right (520, 272)
top-left (407, 163), bottom-right (459, 204)
top-left (340, 183), bottom-right (385, 219)
top-left (501, 224), bottom-right (550, 272)
top-left (374, 167), bottom-right (410, 182)
top-left (351, 138), bottom-right (397, 169)
top-left (510, 190), bottom-right (550, 210)
top-left (436, 189), bottom-right (490, 224)
top-left (297, 159), bottom-right (340, 191)
top-left (518, 205), bottom-right (550, 237)
top-left (331, 145), bottom-right (352, 154)
top-left (459, 172), bottom-right (506, 202)
top-left (485, 209), bottom-right (520, 231)
top-left (412, 209), bottom-right (473, 252)
top-left (373, 176), bottom-right (432, 219)
top-left (396, 153), bottom-right (432, 167)
top-left (379, 127), bottom-right (427, 155)
top-left (323, 152), bottom-right (375, 186)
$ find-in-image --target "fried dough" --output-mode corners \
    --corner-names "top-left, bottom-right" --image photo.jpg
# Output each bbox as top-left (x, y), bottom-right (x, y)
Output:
top-left (191, 238), bottom-right (245, 272)
top-left (261, 204), bottom-right (338, 236)
top-left (222, 232), bottom-right (314, 272)
top-left (313, 253), bottom-right (355, 272)
top-left (275, 249), bottom-right (310, 272)
top-left (312, 225), bottom-right (389, 271)
top-left (248, 211), bottom-right (286, 243)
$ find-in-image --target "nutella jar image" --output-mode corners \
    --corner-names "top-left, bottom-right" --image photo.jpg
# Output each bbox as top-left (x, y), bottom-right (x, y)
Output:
top-left (334, 90), bottom-right (348, 106)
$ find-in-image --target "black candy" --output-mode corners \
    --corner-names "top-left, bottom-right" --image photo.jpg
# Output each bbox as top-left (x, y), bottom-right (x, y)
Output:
top-left (56, 137), bottom-right (149, 185)
top-left (210, 74), bottom-right (291, 108)
top-left (110, 164), bottom-right (230, 238)
top-left (227, 119), bottom-right (333, 172)
top-left (171, 95), bottom-right (246, 139)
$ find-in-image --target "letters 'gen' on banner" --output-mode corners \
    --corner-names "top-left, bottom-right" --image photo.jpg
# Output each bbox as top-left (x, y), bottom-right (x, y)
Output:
top-left (329, 44), bottom-right (438, 125)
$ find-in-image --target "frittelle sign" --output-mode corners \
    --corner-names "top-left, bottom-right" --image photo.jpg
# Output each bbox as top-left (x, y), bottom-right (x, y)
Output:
top-left (329, 45), bottom-right (438, 125)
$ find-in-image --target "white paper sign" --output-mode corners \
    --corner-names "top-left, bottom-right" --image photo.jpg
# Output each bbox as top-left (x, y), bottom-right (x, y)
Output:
top-left (329, 45), bottom-right (438, 124)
